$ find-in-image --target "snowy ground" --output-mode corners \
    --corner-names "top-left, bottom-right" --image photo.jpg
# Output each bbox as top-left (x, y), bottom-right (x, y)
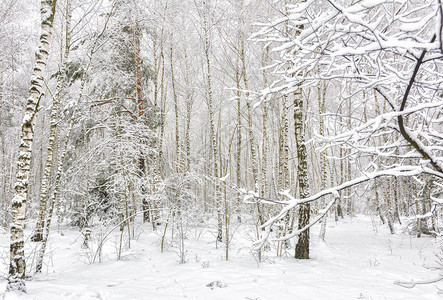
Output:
top-left (1, 216), bottom-right (442, 299)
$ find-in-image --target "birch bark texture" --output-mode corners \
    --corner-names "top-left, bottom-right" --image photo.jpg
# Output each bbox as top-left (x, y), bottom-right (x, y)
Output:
top-left (7, 0), bottom-right (57, 293)
top-left (293, 87), bottom-right (311, 259)
top-left (202, 0), bottom-right (223, 243)
top-left (35, 0), bottom-right (72, 274)
top-left (32, 0), bottom-right (71, 242)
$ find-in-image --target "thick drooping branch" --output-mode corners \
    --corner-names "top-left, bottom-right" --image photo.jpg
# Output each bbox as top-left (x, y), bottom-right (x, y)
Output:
top-left (397, 34), bottom-right (443, 175)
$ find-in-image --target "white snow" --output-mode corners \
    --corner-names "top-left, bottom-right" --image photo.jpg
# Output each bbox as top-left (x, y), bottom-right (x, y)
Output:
top-left (1, 216), bottom-right (442, 299)
top-left (219, 174), bottom-right (230, 182)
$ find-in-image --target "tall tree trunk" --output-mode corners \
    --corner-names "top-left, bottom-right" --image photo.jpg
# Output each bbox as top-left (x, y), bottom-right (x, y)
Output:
top-left (393, 176), bottom-right (401, 224)
top-left (235, 59), bottom-right (242, 220)
top-left (415, 194), bottom-right (422, 238)
top-left (202, 0), bottom-right (222, 243)
top-left (134, 20), bottom-right (143, 119)
top-left (240, 28), bottom-right (264, 226)
top-left (383, 179), bottom-right (395, 234)
top-left (373, 178), bottom-right (386, 224)
top-left (372, 90), bottom-right (385, 224)
top-left (158, 28), bottom-right (166, 175)
top-left (318, 82), bottom-right (328, 241)
top-left (36, 99), bottom-right (77, 273)
top-left (132, 18), bottom-right (149, 224)
top-left (35, 0), bottom-right (108, 265)
top-left (170, 34), bottom-right (180, 171)
top-left (337, 142), bottom-right (344, 219)
top-left (0, 71), bottom-right (4, 229)
top-left (294, 87), bottom-right (311, 259)
top-left (143, 27), bottom-right (159, 224)
top-left (260, 46), bottom-right (269, 202)
top-left (7, 0), bottom-right (57, 292)
top-left (346, 96), bottom-right (353, 216)
top-left (182, 46), bottom-right (193, 173)
top-left (153, 26), bottom-right (166, 230)
top-left (32, 0), bottom-right (71, 242)
top-left (258, 63), bottom-right (268, 261)
top-left (1, 137), bottom-right (9, 230)
top-left (379, 95), bottom-right (395, 233)
top-left (278, 97), bottom-right (290, 254)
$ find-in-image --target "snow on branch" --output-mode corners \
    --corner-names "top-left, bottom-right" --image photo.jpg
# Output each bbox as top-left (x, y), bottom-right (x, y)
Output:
top-left (249, 165), bottom-right (442, 250)
top-left (316, 100), bottom-right (443, 144)
top-left (395, 275), bottom-right (443, 289)
top-left (253, 191), bottom-right (340, 250)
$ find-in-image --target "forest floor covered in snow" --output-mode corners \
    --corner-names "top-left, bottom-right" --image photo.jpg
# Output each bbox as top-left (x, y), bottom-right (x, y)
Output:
top-left (0, 216), bottom-right (442, 299)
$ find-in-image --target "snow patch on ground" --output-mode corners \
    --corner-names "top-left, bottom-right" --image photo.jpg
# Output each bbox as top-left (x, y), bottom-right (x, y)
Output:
top-left (0, 216), bottom-right (441, 299)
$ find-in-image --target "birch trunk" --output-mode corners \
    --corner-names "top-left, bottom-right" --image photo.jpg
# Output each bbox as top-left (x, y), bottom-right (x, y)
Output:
top-left (132, 18), bottom-right (148, 225)
top-left (371, 90), bottom-right (386, 224)
top-left (378, 93), bottom-right (395, 233)
top-left (183, 47), bottom-right (193, 173)
top-left (34, 0), bottom-right (109, 268)
top-left (294, 87), bottom-right (311, 259)
top-left (240, 28), bottom-right (264, 226)
top-left (153, 26), bottom-right (166, 230)
top-left (158, 28), bottom-right (166, 175)
top-left (202, 0), bottom-right (222, 242)
top-left (170, 34), bottom-right (180, 171)
top-left (32, 0), bottom-right (71, 242)
top-left (260, 47), bottom-right (269, 202)
top-left (278, 97), bottom-right (290, 254)
top-left (7, 0), bottom-right (57, 292)
top-left (346, 96), bottom-right (353, 216)
top-left (36, 101), bottom-right (77, 273)
top-left (235, 61), bottom-right (242, 219)
top-left (143, 27), bottom-right (159, 224)
top-left (318, 82), bottom-right (328, 241)
top-left (133, 19), bottom-right (148, 224)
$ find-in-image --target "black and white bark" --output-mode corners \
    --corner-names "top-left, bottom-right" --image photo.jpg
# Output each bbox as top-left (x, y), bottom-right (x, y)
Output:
top-left (7, 0), bottom-right (57, 293)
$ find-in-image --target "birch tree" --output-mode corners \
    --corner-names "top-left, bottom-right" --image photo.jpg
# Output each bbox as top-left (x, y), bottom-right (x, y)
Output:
top-left (200, 0), bottom-right (223, 243)
top-left (293, 86), bottom-right (311, 259)
top-left (7, 0), bottom-right (57, 293)
top-left (32, 0), bottom-right (72, 243)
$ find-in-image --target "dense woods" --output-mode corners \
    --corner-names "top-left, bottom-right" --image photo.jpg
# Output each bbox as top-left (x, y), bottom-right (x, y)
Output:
top-left (0, 0), bottom-right (442, 296)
